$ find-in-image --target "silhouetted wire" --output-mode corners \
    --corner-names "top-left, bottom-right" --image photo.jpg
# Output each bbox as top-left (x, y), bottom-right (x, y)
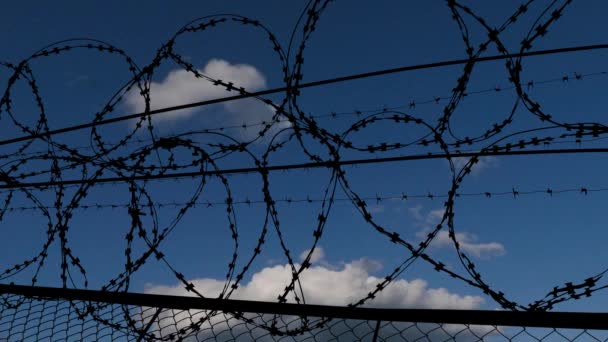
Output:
top-left (2, 67), bottom-right (603, 160)
top-left (0, 44), bottom-right (607, 147)
top-left (0, 147), bottom-right (606, 189)
top-left (2, 0), bottom-right (608, 340)
top-left (0, 184), bottom-right (604, 212)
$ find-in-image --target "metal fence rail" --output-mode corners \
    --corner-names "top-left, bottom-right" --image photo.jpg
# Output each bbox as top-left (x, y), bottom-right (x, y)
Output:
top-left (1, 283), bottom-right (608, 341)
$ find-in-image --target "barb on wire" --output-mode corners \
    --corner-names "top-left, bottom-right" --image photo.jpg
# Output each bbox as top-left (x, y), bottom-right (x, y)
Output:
top-left (2, 0), bottom-right (608, 340)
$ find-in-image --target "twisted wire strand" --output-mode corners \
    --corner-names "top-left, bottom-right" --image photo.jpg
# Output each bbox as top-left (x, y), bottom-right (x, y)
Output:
top-left (2, 0), bottom-right (608, 339)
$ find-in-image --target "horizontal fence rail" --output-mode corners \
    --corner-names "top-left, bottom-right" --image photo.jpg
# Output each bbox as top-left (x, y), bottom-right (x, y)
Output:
top-left (3, 1), bottom-right (608, 341)
top-left (2, 283), bottom-right (608, 342)
top-left (2, 283), bottom-right (608, 330)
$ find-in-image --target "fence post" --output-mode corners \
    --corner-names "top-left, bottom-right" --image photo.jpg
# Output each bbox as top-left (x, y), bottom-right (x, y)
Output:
top-left (372, 319), bottom-right (382, 342)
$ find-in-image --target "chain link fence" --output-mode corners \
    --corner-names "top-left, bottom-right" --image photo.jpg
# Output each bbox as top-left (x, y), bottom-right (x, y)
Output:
top-left (1, 284), bottom-right (607, 341)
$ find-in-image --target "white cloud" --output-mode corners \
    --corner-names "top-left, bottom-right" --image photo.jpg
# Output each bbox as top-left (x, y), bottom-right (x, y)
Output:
top-left (427, 208), bottom-right (446, 222)
top-left (408, 205), bottom-right (424, 221)
top-left (299, 246), bottom-right (325, 264)
top-left (411, 207), bottom-right (505, 259)
top-left (124, 59), bottom-right (290, 137)
top-left (143, 259), bottom-right (490, 341)
top-left (126, 59), bottom-right (265, 117)
top-left (146, 259), bottom-right (483, 309)
top-left (433, 231), bottom-right (506, 259)
top-left (451, 156), bottom-right (498, 176)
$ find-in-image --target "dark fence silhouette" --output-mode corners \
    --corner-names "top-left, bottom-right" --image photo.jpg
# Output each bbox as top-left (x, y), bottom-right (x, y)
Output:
top-left (2, 284), bottom-right (608, 341)
top-left (2, 0), bottom-right (608, 340)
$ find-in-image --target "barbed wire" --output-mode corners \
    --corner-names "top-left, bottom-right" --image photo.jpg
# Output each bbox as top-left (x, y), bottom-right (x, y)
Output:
top-left (0, 185), bottom-right (604, 212)
top-left (1, 0), bottom-right (608, 340)
top-left (0, 67), bottom-right (603, 161)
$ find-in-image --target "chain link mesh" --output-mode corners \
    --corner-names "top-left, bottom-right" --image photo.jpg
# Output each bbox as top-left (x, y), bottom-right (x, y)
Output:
top-left (1, 289), bottom-right (607, 341)
top-left (2, 1), bottom-right (608, 341)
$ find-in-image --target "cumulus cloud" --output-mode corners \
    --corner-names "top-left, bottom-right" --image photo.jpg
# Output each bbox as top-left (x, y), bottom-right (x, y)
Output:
top-left (411, 207), bottom-right (506, 259)
top-left (146, 259), bottom-right (483, 309)
top-left (299, 246), bottom-right (325, 264)
top-left (143, 258), bottom-right (489, 341)
top-left (125, 59), bottom-right (265, 118)
top-left (124, 59), bottom-right (289, 136)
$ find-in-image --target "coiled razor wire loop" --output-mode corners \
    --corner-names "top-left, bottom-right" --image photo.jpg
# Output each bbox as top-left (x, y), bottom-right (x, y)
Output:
top-left (1, 0), bottom-right (608, 340)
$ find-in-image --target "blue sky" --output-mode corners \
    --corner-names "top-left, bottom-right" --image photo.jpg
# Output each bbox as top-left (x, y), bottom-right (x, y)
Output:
top-left (2, 0), bottom-right (608, 314)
